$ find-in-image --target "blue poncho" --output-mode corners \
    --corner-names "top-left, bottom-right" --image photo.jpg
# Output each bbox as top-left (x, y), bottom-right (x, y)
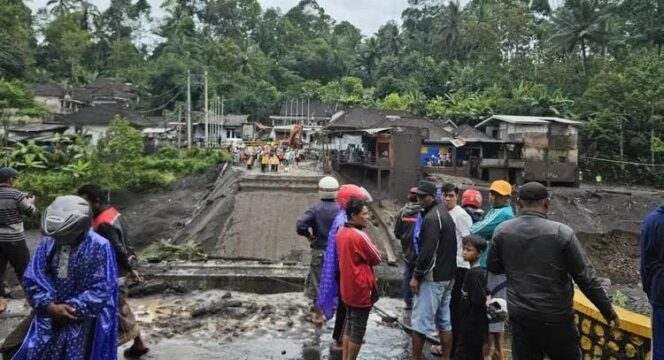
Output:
top-left (317, 209), bottom-right (347, 320)
top-left (13, 230), bottom-right (118, 360)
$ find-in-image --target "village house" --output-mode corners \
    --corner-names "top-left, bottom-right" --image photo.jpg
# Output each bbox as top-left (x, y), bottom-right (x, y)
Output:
top-left (32, 83), bottom-right (83, 115)
top-left (6, 123), bottom-right (70, 145)
top-left (473, 115), bottom-right (583, 185)
top-left (51, 103), bottom-right (153, 145)
top-left (270, 100), bottom-right (342, 127)
top-left (326, 107), bottom-right (448, 198)
top-left (69, 77), bottom-right (137, 105)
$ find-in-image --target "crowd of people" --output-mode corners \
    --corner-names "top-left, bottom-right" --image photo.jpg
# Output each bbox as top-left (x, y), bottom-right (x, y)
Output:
top-left (297, 176), bottom-right (625, 360)
top-left (228, 144), bottom-right (302, 173)
top-left (0, 160), bottom-right (662, 359)
top-left (0, 168), bottom-right (147, 360)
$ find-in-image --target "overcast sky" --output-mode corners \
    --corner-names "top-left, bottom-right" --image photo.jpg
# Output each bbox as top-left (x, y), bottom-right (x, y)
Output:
top-left (26, 0), bottom-right (415, 36)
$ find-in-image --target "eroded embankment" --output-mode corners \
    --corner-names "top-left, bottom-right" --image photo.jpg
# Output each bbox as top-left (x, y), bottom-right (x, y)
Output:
top-left (172, 169), bottom-right (397, 265)
top-left (577, 230), bottom-right (640, 284)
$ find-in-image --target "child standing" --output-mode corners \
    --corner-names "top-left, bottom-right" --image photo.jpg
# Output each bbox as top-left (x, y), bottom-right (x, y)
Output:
top-left (454, 235), bottom-right (489, 360)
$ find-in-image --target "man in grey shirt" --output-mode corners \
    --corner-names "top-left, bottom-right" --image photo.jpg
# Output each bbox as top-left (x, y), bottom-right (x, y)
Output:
top-left (0, 167), bottom-right (36, 312)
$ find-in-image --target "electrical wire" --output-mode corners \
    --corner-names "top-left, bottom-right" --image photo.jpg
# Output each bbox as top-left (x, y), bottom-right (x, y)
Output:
top-left (141, 84), bottom-right (186, 100)
top-left (581, 155), bottom-right (664, 168)
top-left (134, 86), bottom-right (186, 114)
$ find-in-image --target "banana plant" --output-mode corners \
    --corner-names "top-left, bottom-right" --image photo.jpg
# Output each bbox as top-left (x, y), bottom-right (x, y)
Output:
top-left (62, 158), bottom-right (92, 178)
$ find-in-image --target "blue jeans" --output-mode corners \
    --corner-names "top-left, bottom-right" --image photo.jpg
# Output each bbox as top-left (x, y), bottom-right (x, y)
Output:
top-left (403, 265), bottom-right (413, 307)
top-left (654, 305), bottom-right (664, 359)
top-left (411, 279), bottom-right (455, 334)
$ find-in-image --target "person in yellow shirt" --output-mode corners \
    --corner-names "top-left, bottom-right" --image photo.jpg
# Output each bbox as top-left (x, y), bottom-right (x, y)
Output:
top-left (270, 154), bottom-right (279, 172)
top-left (261, 153), bottom-right (270, 172)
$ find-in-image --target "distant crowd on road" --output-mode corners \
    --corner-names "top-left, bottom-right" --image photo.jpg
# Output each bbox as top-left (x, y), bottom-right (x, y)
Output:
top-left (296, 175), bottom-right (643, 360)
top-left (225, 143), bottom-right (304, 173)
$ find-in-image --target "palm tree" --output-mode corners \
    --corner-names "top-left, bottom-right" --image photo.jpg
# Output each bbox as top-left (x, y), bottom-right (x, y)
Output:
top-left (377, 21), bottom-right (401, 57)
top-left (437, 0), bottom-right (464, 60)
top-left (46, 0), bottom-right (76, 16)
top-left (78, 0), bottom-right (100, 31)
top-left (357, 37), bottom-right (380, 82)
top-left (549, 0), bottom-right (613, 75)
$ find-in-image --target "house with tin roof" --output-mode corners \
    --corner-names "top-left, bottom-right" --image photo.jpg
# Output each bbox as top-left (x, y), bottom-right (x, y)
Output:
top-left (474, 115), bottom-right (583, 185)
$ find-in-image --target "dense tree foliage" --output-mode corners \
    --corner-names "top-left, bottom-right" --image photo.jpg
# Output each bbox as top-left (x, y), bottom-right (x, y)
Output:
top-left (3, 0), bottom-right (664, 183)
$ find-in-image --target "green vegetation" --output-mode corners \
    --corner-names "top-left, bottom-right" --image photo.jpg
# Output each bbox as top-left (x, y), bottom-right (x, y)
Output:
top-left (10, 117), bottom-right (228, 208)
top-left (1, 0), bottom-right (664, 184)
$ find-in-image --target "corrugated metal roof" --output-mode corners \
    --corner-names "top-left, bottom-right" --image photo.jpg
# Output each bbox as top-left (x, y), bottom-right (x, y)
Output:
top-left (363, 127), bottom-right (392, 134)
top-left (476, 115), bottom-right (583, 128)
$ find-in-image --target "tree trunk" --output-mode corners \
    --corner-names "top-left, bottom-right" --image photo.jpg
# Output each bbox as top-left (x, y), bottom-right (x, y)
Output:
top-left (581, 38), bottom-right (588, 76)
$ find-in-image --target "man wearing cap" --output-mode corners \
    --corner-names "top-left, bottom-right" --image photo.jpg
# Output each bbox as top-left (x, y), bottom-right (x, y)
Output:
top-left (440, 183), bottom-right (472, 356)
top-left (470, 179), bottom-right (514, 360)
top-left (296, 175), bottom-right (340, 325)
top-left (0, 167), bottom-right (36, 313)
top-left (409, 180), bottom-right (457, 360)
top-left (487, 182), bottom-right (619, 359)
top-left (393, 186), bottom-right (420, 310)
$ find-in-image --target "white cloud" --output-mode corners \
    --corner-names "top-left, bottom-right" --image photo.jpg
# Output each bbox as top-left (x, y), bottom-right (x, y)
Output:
top-left (27, 0), bottom-right (411, 36)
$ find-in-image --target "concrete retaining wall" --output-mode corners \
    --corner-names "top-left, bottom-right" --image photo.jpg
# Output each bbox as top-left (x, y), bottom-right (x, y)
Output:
top-left (574, 290), bottom-right (651, 359)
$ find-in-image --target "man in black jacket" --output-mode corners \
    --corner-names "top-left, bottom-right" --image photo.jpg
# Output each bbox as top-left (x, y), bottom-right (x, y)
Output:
top-left (78, 184), bottom-right (150, 358)
top-left (409, 180), bottom-right (457, 360)
top-left (487, 182), bottom-right (619, 360)
top-left (394, 186), bottom-right (420, 310)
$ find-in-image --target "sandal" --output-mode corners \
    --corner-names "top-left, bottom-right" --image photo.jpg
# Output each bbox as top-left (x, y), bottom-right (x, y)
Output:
top-left (430, 345), bottom-right (443, 356)
top-left (123, 346), bottom-right (150, 358)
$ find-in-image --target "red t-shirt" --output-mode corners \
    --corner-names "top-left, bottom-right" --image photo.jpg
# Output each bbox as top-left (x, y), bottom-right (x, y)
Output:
top-left (336, 225), bottom-right (382, 308)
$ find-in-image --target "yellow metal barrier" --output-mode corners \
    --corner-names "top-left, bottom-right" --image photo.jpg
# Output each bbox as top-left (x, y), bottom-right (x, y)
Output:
top-left (574, 290), bottom-right (651, 359)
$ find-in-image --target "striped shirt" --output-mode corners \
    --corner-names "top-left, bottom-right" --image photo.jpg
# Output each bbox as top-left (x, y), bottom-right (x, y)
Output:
top-left (0, 186), bottom-right (36, 242)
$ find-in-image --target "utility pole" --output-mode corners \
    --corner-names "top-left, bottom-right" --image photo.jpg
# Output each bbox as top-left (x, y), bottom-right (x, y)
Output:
top-left (221, 95), bottom-right (225, 139)
top-left (204, 69), bottom-right (209, 148)
top-left (213, 97), bottom-right (218, 147)
top-left (177, 105), bottom-right (182, 148)
top-left (307, 97), bottom-right (310, 125)
top-left (619, 117), bottom-right (625, 175)
top-left (652, 129), bottom-right (656, 171)
top-left (186, 69), bottom-right (192, 150)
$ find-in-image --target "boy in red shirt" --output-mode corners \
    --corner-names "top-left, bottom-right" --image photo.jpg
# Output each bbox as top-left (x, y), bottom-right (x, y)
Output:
top-left (336, 199), bottom-right (382, 360)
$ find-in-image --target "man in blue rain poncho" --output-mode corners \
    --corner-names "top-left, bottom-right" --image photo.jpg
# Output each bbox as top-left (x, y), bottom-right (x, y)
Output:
top-left (12, 195), bottom-right (118, 360)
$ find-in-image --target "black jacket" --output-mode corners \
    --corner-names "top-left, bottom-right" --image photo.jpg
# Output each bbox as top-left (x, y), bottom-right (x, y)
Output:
top-left (393, 201), bottom-right (420, 266)
top-left (94, 206), bottom-right (135, 277)
top-left (488, 210), bottom-right (617, 323)
top-left (413, 201), bottom-right (457, 282)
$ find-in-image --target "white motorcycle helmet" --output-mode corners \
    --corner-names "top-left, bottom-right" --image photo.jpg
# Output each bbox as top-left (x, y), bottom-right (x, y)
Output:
top-left (318, 176), bottom-right (339, 200)
top-left (487, 298), bottom-right (508, 323)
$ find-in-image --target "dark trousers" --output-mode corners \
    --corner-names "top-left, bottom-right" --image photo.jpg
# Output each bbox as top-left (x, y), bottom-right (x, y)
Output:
top-left (332, 299), bottom-right (347, 342)
top-left (653, 306), bottom-right (664, 359)
top-left (450, 267), bottom-right (468, 352)
top-left (0, 240), bottom-right (30, 297)
top-left (510, 314), bottom-right (581, 360)
top-left (402, 264), bottom-right (413, 307)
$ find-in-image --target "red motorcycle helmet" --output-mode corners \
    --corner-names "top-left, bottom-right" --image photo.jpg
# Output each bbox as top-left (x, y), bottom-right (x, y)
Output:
top-left (337, 184), bottom-right (371, 209)
top-left (461, 188), bottom-right (483, 209)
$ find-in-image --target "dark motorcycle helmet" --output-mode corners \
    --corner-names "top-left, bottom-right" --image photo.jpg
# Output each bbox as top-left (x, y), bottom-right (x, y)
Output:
top-left (41, 195), bottom-right (92, 246)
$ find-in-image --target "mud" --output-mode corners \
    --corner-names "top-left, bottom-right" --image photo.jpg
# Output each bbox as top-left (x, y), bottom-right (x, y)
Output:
top-left (0, 292), bottom-right (443, 360)
top-left (120, 291), bottom-right (440, 360)
top-left (112, 165), bottom-right (221, 248)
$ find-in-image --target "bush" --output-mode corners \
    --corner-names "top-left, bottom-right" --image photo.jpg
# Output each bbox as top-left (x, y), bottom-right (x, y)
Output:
top-left (123, 169), bottom-right (177, 191)
top-left (17, 171), bottom-right (83, 208)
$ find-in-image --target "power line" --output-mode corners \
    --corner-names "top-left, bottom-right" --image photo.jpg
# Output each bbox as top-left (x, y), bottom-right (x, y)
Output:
top-left (581, 155), bottom-right (664, 168)
top-left (134, 86), bottom-right (186, 114)
top-left (141, 84), bottom-right (186, 100)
